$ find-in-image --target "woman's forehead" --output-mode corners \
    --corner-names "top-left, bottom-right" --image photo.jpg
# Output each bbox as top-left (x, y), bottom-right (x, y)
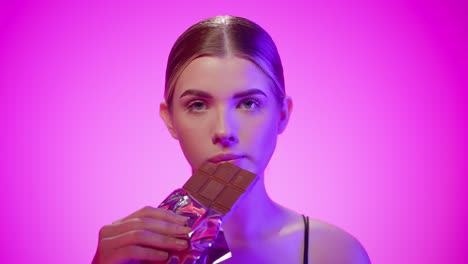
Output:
top-left (174, 56), bottom-right (273, 99)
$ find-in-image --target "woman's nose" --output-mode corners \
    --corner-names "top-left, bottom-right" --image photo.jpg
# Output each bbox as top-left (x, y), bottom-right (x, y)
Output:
top-left (212, 108), bottom-right (238, 147)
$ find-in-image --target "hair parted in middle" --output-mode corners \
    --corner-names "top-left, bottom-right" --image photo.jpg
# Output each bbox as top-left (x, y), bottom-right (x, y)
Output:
top-left (164, 15), bottom-right (285, 110)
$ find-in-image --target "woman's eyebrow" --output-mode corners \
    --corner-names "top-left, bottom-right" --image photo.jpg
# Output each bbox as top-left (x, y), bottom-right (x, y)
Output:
top-left (233, 89), bottom-right (267, 98)
top-left (179, 89), bottom-right (212, 98)
top-left (179, 88), bottom-right (267, 99)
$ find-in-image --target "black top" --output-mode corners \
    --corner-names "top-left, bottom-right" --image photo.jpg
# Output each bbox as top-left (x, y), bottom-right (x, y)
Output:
top-left (303, 215), bottom-right (309, 264)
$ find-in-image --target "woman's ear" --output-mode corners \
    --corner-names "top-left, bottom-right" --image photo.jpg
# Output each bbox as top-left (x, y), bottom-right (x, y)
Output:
top-left (278, 96), bottom-right (293, 134)
top-left (159, 102), bottom-right (178, 140)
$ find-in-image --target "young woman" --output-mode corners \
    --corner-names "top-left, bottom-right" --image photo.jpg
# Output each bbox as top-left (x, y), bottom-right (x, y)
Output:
top-left (92, 15), bottom-right (370, 264)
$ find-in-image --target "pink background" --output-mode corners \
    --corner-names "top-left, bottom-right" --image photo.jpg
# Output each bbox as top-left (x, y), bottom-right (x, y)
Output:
top-left (1, 0), bottom-right (466, 263)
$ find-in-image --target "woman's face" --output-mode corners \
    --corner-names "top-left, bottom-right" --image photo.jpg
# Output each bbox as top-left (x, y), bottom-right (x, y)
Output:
top-left (160, 56), bottom-right (291, 176)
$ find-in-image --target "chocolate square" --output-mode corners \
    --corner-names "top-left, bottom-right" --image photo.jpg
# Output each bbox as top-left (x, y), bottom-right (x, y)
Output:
top-left (213, 162), bottom-right (239, 183)
top-left (182, 162), bottom-right (257, 215)
top-left (199, 179), bottom-right (225, 201)
top-left (183, 171), bottom-right (210, 193)
top-left (231, 170), bottom-right (256, 189)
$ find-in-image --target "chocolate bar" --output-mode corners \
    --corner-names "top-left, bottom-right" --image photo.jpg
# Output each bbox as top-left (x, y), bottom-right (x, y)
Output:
top-left (158, 162), bottom-right (257, 263)
top-left (183, 162), bottom-right (257, 215)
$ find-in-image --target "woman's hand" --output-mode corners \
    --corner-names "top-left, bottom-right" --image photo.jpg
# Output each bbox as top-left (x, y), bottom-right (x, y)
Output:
top-left (92, 206), bottom-right (192, 264)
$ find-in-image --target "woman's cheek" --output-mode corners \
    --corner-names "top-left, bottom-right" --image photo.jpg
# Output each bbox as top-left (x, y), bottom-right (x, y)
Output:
top-left (259, 121), bottom-right (279, 158)
top-left (175, 121), bottom-right (205, 166)
top-left (246, 120), bottom-right (276, 159)
top-left (179, 138), bottom-right (204, 169)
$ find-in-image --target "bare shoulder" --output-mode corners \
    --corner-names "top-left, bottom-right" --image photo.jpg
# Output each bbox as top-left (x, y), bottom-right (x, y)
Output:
top-left (307, 218), bottom-right (371, 264)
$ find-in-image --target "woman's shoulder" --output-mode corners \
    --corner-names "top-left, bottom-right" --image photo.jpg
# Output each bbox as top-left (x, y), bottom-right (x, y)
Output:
top-left (307, 217), bottom-right (371, 263)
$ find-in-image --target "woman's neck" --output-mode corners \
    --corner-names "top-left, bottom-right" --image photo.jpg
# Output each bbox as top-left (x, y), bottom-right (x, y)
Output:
top-left (221, 176), bottom-right (285, 247)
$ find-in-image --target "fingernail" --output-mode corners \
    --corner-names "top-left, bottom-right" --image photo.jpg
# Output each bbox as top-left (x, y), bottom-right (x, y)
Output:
top-left (175, 239), bottom-right (188, 248)
top-left (156, 251), bottom-right (168, 259)
top-left (180, 216), bottom-right (190, 225)
top-left (180, 226), bottom-right (192, 233)
top-left (176, 215), bottom-right (188, 221)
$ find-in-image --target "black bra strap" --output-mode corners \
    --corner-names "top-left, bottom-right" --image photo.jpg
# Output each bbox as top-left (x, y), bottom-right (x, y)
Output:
top-left (303, 215), bottom-right (309, 264)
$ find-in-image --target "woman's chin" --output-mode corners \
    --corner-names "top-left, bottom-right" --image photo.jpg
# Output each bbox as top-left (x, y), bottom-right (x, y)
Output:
top-left (231, 158), bottom-right (261, 176)
top-left (191, 158), bottom-right (261, 176)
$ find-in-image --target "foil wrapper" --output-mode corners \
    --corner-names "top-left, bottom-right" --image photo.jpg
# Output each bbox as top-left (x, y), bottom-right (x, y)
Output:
top-left (158, 188), bottom-right (230, 264)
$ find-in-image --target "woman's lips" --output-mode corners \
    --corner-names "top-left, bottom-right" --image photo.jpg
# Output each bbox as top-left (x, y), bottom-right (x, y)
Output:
top-left (207, 153), bottom-right (245, 163)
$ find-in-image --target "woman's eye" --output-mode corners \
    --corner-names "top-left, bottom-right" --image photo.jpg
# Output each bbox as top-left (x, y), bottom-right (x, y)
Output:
top-left (187, 101), bottom-right (207, 112)
top-left (239, 98), bottom-right (261, 110)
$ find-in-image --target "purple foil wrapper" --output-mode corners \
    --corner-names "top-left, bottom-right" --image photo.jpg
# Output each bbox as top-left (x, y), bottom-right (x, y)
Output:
top-left (158, 188), bottom-right (230, 264)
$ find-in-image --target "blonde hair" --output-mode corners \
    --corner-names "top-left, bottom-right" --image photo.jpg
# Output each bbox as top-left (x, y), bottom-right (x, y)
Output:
top-left (164, 15), bottom-right (285, 109)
